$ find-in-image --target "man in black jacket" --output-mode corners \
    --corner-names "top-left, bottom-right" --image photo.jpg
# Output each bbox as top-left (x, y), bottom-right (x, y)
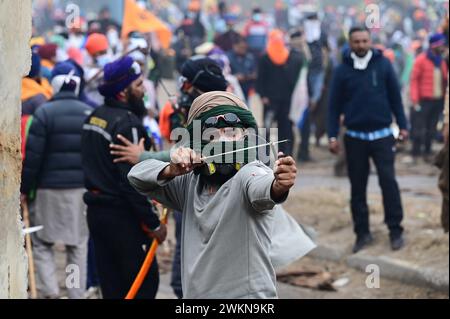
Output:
top-left (21, 61), bottom-right (92, 299)
top-left (328, 27), bottom-right (409, 253)
top-left (256, 29), bottom-right (302, 155)
top-left (81, 56), bottom-right (166, 299)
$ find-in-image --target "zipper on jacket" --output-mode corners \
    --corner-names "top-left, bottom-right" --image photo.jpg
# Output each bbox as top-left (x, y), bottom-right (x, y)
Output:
top-left (372, 70), bottom-right (378, 87)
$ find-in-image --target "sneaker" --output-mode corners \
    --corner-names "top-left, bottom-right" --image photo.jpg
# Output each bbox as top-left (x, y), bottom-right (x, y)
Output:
top-left (390, 235), bottom-right (405, 251)
top-left (85, 286), bottom-right (101, 299)
top-left (298, 154), bottom-right (312, 163)
top-left (352, 234), bottom-right (374, 253)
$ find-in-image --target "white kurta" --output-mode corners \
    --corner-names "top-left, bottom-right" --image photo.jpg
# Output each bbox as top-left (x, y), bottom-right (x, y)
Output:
top-left (128, 160), bottom-right (315, 299)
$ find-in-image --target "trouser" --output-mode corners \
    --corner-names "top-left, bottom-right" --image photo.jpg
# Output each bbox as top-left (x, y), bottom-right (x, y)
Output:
top-left (86, 236), bottom-right (99, 289)
top-left (344, 135), bottom-right (404, 239)
top-left (87, 204), bottom-right (159, 299)
top-left (334, 129), bottom-right (348, 177)
top-left (263, 99), bottom-right (293, 155)
top-left (299, 110), bottom-right (311, 160)
top-left (33, 234), bottom-right (87, 299)
top-left (312, 101), bottom-right (328, 144)
top-left (170, 211), bottom-right (183, 299)
top-left (298, 70), bottom-right (325, 158)
top-left (437, 140), bottom-right (449, 233)
top-left (307, 70), bottom-right (325, 104)
top-left (411, 98), bottom-right (444, 156)
top-left (240, 82), bottom-right (254, 103)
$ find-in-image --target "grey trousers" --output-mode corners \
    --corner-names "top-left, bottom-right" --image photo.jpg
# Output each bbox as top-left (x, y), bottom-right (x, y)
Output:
top-left (30, 188), bottom-right (88, 299)
top-left (33, 235), bottom-right (88, 299)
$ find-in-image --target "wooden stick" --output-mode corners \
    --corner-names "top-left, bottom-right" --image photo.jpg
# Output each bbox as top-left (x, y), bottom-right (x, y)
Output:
top-left (125, 207), bottom-right (169, 299)
top-left (22, 201), bottom-right (38, 299)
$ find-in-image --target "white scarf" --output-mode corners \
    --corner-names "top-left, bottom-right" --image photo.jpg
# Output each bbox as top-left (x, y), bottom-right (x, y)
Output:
top-left (350, 50), bottom-right (373, 70)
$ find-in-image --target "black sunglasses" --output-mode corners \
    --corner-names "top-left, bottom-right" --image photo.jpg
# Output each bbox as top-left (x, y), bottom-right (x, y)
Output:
top-left (203, 113), bottom-right (241, 128)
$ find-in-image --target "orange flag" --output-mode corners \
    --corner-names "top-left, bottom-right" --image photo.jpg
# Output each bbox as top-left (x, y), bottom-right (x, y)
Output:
top-left (122, 0), bottom-right (172, 49)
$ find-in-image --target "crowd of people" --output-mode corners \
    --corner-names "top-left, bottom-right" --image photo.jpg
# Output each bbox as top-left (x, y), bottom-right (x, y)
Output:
top-left (21, 0), bottom-right (448, 299)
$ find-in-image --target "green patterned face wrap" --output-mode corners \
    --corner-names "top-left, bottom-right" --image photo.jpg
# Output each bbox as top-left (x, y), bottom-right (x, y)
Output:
top-left (186, 105), bottom-right (259, 165)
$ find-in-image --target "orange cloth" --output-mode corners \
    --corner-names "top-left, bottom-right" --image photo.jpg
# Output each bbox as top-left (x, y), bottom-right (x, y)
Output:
top-left (159, 101), bottom-right (176, 141)
top-left (121, 0), bottom-right (172, 49)
top-left (67, 47), bottom-right (84, 66)
top-left (21, 77), bottom-right (53, 102)
top-left (266, 29), bottom-right (289, 66)
top-left (85, 33), bottom-right (109, 56)
top-left (188, 0), bottom-right (201, 12)
top-left (41, 59), bottom-right (54, 70)
top-left (30, 37), bottom-right (45, 47)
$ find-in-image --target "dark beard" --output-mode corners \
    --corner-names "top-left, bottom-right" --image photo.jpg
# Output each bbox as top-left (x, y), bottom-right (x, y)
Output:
top-left (127, 91), bottom-right (147, 119)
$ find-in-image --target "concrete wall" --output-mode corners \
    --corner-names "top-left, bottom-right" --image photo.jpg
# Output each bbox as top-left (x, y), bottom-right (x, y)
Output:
top-left (0, 0), bottom-right (32, 299)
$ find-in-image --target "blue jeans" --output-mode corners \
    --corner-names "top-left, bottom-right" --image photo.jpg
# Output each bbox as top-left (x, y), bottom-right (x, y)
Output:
top-left (307, 70), bottom-right (325, 104)
top-left (299, 70), bottom-right (325, 159)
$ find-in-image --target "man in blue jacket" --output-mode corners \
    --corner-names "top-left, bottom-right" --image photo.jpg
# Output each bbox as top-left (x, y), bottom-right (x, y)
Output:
top-left (328, 26), bottom-right (409, 253)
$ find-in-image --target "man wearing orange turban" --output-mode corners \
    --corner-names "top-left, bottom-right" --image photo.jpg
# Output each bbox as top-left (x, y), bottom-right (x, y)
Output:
top-left (256, 29), bottom-right (302, 155)
top-left (84, 33), bottom-right (112, 106)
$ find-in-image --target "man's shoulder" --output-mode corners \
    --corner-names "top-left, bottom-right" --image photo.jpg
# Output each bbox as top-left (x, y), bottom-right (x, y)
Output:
top-left (237, 161), bottom-right (272, 180)
top-left (94, 103), bottom-right (129, 119)
top-left (48, 97), bottom-right (92, 112)
top-left (333, 62), bottom-right (350, 75)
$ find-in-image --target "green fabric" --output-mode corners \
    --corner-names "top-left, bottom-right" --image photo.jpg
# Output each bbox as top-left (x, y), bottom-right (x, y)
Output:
top-left (401, 53), bottom-right (414, 87)
top-left (25, 116), bottom-right (36, 200)
top-left (185, 105), bottom-right (258, 164)
top-left (139, 150), bottom-right (171, 163)
top-left (25, 116), bottom-right (33, 138)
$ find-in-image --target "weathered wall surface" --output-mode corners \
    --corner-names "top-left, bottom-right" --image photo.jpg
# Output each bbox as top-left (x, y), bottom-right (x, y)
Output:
top-left (0, 0), bottom-right (32, 299)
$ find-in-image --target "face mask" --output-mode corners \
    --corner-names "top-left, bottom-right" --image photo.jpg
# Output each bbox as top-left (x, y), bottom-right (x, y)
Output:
top-left (215, 20), bottom-right (227, 34)
top-left (304, 20), bottom-right (322, 43)
top-left (54, 48), bottom-right (68, 63)
top-left (198, 164), bottom-right (239, 186)
top-left (253, 14), bottom-right (262, 22)
top-left (178, 92), bottom-right (195, 110)
top-left (107, 29), bottom-right (120, 48)
top-left (96, 53), bottom-right (113, 68)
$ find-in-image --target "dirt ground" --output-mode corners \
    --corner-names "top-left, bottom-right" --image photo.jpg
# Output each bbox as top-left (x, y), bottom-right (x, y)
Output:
top-left (276, 256), bottom-right (447, 299)
top-left (271, 143), bottom-right (447, 299)
top-left (284, 145), bottom-right (449, 270)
